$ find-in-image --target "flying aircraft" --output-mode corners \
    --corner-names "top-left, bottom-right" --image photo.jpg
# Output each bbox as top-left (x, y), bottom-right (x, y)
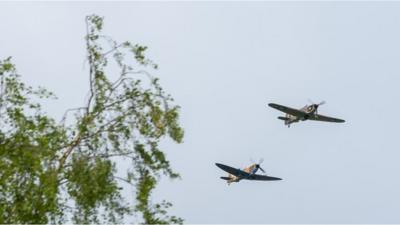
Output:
top-left (215, 160), bottom-right (282, 185)
top-left (268, 101), bottom-right (345, 127)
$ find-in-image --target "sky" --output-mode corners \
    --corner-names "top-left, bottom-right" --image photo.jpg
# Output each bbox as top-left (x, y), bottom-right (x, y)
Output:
top-left (1, 1), bottom-right (400, 223)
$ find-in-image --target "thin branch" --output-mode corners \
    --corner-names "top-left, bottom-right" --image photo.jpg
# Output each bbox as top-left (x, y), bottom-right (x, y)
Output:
top-left (102, 76), bottom-right (133, 107)
top-left (85, 109), bottom-right (133, 140)
top-left (98, 152), bottom-right (135, 158)
top-left (121, 70), bottom-right (154, 81)
top-left (59, 107), bottom-right (87, 124)
top-left (114, 176), bottom-right (134, 186)
top-left (85, 17), bottom-right (96, 115)
top-left (102, 43), bottom-right (124, 57)
top-left (58, 135), bottom-right (82, 172)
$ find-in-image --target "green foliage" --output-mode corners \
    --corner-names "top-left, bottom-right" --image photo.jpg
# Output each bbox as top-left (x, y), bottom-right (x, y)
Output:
top-left (0, 14), bottom-right (184, 224)
top-left (136, 169), bottom-right (183, 224)
top-left (0, 57), bottom-right (66, 223)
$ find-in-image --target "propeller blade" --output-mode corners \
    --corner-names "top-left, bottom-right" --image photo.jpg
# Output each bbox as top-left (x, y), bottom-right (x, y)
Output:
top-left (308, 99), bottom-right (325, 107)
top-left (258, 158), bottom-right (264, 164)
top-left (259, 166), bottom-right (266, 173)
top-left (315, 101), bottom-right (325, 115)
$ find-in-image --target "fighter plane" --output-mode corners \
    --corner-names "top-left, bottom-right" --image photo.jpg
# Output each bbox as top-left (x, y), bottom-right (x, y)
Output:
top-left (215, 160), bottom-right (282, 185)
top-left (268, 101), bottom-right (345, 127)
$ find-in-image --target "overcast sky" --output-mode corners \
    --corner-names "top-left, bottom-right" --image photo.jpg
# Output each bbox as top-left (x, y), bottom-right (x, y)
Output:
top-left (1, 1), bottom-right (400, 223)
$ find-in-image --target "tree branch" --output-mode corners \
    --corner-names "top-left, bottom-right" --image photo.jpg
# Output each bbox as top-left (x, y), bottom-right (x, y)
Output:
top-left (59, 107), bottom-right (87, 124)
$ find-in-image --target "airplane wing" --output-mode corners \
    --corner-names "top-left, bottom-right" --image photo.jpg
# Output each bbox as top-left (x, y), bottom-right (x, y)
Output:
top-left (249, 174), bottom-right (282, 181)
top-left (216, 163), bottom-right (282, 181)
top-left (308, 114), bottom-right (345, 123)
top-left (215, 163), bottom-right (250, 177)
top-left (268, 103), bottom-right (306, 117)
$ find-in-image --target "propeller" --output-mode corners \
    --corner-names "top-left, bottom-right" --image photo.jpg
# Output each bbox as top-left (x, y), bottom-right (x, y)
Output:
top-left (256, 164), bottom-right (266, 173)
top-left (308, 99), bottom-right (326, 114)
top-left (255, 158), bottom-right (266, 174)
top-left (314, 101), bottom-right (325, 115)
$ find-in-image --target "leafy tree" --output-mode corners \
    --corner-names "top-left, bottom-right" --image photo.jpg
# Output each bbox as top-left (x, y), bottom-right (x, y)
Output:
top-left (0, 15), bottom-right (184, 224)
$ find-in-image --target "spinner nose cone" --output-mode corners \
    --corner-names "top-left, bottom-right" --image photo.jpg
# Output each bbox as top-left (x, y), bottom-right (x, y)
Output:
top-left (215, 163), bottom-right (224, 169)
top-left (268, 103), bottom-right (277, 108)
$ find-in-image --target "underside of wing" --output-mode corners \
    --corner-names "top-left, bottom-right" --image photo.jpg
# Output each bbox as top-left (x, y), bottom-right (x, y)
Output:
top-left (309, 114), bottom-right (345, 123)
top-left (249, 174), bottom-right (282, 181)
top-left (215, 163), bottom-right (250, 177)
top-left (268, 103), bottom-right (306, 117)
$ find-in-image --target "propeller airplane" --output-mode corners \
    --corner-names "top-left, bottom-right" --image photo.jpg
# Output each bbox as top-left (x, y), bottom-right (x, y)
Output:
top-left (268, 100), bottom-right (345, 127)
top-left (215, 159), bottom-right (282, 185)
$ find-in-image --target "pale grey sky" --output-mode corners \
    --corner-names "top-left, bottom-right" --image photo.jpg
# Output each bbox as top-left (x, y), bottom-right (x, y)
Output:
top-left (1, 1), bottom-right (400, 223)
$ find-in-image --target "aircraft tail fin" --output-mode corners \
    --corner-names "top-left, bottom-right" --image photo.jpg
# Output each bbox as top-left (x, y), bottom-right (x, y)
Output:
top-left (220, 176), bottom-right (231, 180)
top-left (278, 116), bottom-right (289, 121)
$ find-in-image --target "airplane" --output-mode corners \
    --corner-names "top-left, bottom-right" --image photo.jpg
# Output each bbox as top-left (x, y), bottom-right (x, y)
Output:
top-left (268, 101), bottom-right (345, 127)
top-left (215, 160), bottom-right (282, 185)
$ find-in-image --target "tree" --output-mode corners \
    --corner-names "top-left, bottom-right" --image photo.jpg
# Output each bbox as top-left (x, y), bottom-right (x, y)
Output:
top-left (0, 15), bottom-right (184, 224)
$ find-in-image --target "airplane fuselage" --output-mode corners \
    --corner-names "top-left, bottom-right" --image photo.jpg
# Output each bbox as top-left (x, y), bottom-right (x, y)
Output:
top-left (225, 164), bottom-right (259, 184)
top-left (282, 104), bottom-right (317, 126)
